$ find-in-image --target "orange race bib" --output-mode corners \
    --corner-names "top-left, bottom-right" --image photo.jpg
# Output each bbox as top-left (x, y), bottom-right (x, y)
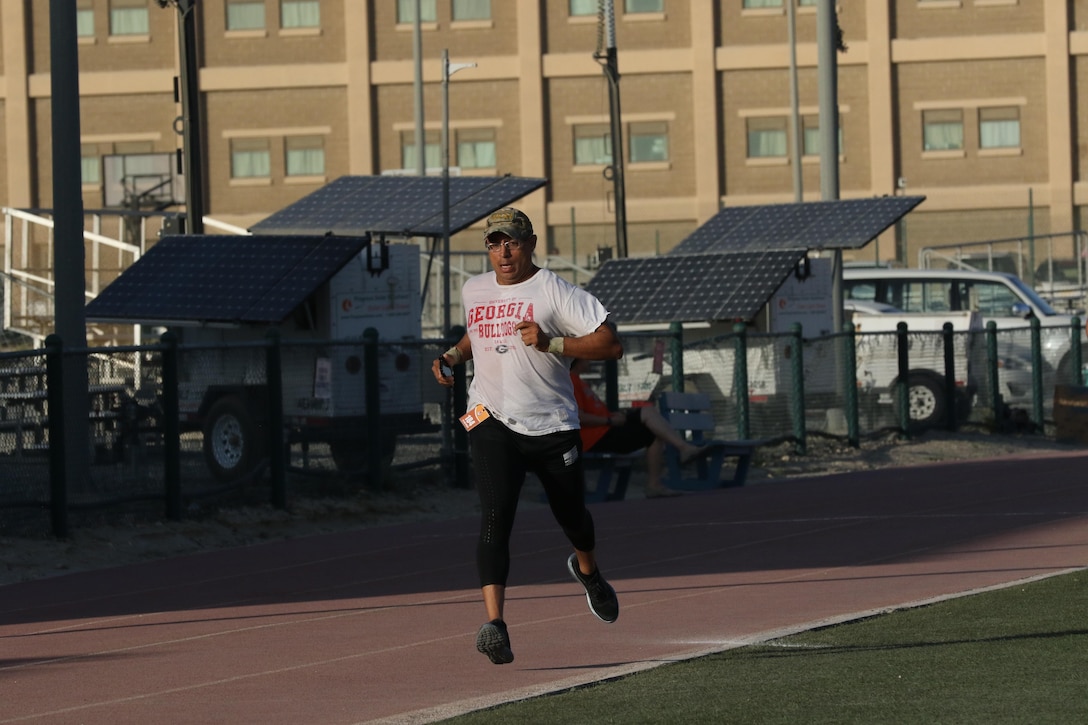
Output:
top-left (459, 403), bottom-right (491, 432)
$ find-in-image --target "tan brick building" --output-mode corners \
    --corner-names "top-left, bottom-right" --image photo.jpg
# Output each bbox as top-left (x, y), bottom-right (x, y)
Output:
top-left (2, 0), bottom-right (1086, 265)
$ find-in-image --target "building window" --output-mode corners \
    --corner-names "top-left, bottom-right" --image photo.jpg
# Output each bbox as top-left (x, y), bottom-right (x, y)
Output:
top-left (747, 117), bottom-right (787, 158)
top-left (81, 145), bottom-right (101, 184)
top-left (227, 1), bottom-right (266, 30)
top-left (109, 0), bottom-right (149, 36)
top-left (281, 0), bottom-right (320, 28)
top-left (629, 121), bottom-right (669, 163)
top-left (801, 115), bottom-right (843, 156)
top-left (574, 124), bottom-right (613, 165)
top-left (626, 0), bottom-right (664, 11)
top-left (743, 0), bottom-right (782, 8)
top-left (455, 129), bottom-right (497, 169)
top-left (798, 0), bottom-right (816, 6)
top-left (398, 0), bottom-right (437, 23)
top-left (77, 3), bottom-right (95, 37)
top-left (452, 0), bottom-right (490, 21)
top-left (400, 131), bottom-right (441, 171)
top-left (979, 107), bottom-right (1020, 149)
top-left (231, 138), bottom-right (271, 178)
top-left (285, 136), bottom-right (325, 176)
top-left (570, 0), bottom-right (597, 16)
top-left (923, 109), bottom-right (964, 151)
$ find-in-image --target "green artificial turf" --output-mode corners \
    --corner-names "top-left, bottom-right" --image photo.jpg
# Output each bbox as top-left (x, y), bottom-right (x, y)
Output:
top-left (446, 570), bottom-right (1087, 724)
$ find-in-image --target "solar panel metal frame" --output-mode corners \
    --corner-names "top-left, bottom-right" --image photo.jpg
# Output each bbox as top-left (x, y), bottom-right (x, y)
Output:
top-left (250, 175), bottom-right (548, 238)
top-left (671, 196), bottom-right (924, 255)
top-left (85, 234), bottom-right (371, 326)
top-left (586, 249), bottom-right (807, 324)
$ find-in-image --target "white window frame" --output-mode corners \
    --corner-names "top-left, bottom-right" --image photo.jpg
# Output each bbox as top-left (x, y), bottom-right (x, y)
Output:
top-left (922, 109), bottom-right (965, 152)
top-left (573, 124), bottom-right (613, 166)
top-left (401, 130), bottom-right (442, 172)
top-left (455, 128), bottom-right (497, 170)
top-left (397, 0), bottom-right (437, 23)
top-left (227, 0), bottom-right (267, 31)
top-left (452, 0), bottom-right (491, 21)
top-left (285, 135), bottom-right (326, 177)
top-left (109, 0), bottom-right (149, 36)
top-left (746, 117), bottom-right (788, 159)
top-left (978, 106), bottom-right (1021, 150)
top-left (231, 138), bottom-right (272, 179)
top-left (628, 121), bottom-right (669, 164)
top-left (281, 0), bottom-right (320, 29)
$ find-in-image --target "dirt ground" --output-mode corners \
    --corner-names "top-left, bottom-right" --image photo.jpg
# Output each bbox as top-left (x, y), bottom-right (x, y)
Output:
top-left (2, 428), bottom-right (1083, 587)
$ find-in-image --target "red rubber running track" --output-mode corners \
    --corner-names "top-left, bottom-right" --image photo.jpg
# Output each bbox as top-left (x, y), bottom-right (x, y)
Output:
top-left (3, 450), bottom-right (1087, 724)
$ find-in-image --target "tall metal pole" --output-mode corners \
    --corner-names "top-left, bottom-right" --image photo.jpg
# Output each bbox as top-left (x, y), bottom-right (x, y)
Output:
top-left (442, 50), bottom-right (451, 338)
top-left (172, 0), bottom-right (204, 233)
top-left (787, 0), bottom-right (803, 202)
top-left (817, 0), bottom-right (839, 202)
top-left (49, 0), bottom-right (91, 495)
top-left (413, 0), bottom-right (425, 176)
top-left (596, 0), bottom-right (627, 258)
top-left (441, 51), bottom-right (475, 337)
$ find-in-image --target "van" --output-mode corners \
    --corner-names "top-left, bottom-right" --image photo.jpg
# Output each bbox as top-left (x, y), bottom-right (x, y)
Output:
top-left (842, 267), bottom-right (1085, 385)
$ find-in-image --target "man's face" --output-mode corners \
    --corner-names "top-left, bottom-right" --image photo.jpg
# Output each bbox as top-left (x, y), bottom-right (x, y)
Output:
top-left (486, 233), bottom-right (536, 285)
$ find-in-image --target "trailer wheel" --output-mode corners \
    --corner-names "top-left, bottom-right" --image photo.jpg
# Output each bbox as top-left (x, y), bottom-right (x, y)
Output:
top-left (203, 395), bottom-right (264, 482)
top-left (895, 374), bottom-right (945, 429)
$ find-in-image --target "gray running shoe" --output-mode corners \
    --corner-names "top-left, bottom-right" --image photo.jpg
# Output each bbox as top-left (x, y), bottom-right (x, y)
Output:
top-left (567, 553), bottom-right (619, 623)
top-left (475, 619), bottom-right (514, 664)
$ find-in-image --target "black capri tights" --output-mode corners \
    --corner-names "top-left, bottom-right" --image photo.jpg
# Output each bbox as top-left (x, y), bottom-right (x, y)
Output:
top-left (468, 417), bottom-right (595, 587)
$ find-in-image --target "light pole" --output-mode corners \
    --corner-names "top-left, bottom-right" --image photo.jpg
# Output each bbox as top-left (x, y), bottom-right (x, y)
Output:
top-left (441, 49), bottom-right (476, 337)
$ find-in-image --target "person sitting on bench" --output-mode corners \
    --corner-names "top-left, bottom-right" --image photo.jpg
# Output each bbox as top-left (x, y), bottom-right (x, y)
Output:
top-left (570, 359), bottom-right (716, 499)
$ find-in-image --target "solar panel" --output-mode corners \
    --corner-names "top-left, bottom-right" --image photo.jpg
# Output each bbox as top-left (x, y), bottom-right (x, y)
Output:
top-left (671, 196), bottom-right (924, 255)
top-left (586, 250), bottom-right (806, 324)
top-left (250, 175), bottom-right (548, 237)
top-left (85, 234), bottom-right (369, 325)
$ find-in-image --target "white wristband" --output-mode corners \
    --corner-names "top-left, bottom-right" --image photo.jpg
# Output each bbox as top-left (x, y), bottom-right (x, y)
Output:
top-left (445, 346), bottom-right (464, 364)
top-left (547, 337), bottom-right (565, 355)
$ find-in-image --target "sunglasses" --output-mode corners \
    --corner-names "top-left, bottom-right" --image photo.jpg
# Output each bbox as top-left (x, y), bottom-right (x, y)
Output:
top-left (484, 238), bottom-right (525, 252)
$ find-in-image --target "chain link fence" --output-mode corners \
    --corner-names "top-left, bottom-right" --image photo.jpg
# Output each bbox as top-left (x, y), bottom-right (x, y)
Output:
top-left (2, 319), bottom-right (1082, 538)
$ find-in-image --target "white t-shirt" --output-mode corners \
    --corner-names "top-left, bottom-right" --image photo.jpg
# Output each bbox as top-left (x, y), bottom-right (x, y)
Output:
top-left (462, 267), bottom-right (609, 436)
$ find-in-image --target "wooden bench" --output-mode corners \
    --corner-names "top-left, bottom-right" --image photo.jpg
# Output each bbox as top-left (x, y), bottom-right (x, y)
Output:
top-left (582, 449), bottom-right (642, 503)
top-left (659, 391), bottom-right (763, 491)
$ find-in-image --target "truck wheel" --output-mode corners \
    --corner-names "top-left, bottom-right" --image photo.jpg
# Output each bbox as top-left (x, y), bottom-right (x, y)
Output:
top-left (203, 395), bottom-right (264, 482)
top-left (329, 434), bottom-right (397, 474)
top-left (896, 374), bottom-right (945, 429)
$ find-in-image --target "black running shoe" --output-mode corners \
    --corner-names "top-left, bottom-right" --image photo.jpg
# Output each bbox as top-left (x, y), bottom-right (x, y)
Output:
top-left (475, 619), bottom-right (514, 664)
top-left (567, 553), bottom-right (619, 623)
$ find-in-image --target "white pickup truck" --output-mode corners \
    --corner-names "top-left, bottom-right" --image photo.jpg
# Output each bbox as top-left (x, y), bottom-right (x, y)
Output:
top-left (848, 308), bottom-right (982, 427)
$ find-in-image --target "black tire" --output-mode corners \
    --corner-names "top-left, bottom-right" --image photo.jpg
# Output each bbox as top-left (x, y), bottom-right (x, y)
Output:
top-left (894, 374), bottom-right (946, 429)
top-left (329, 434), bottom-right (397, 474)
top-left (202, 395), bottom-right (264, 482)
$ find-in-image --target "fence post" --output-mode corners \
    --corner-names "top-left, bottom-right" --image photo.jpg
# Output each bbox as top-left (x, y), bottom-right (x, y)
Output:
top-left (942, 322), bottom-right (957, 432)
top-left (789, 323), bottom-right (806, 455)
top-left (161, 331), bottom-right (182, 521)
top-left (1030, 317), bottom-right (1043, 429)
top-left (669, 321), bottom-right (684, 392)
top-left (842, 322), bottom-right (859, 448)
top-left (449, 325), bottom-right (470, 489)
top-left (733, 323), bottom-right (750, 439)
top-left (1072, 317), bottom-right (1083, 385)
top-left (896, 321), bottom-right (910, 437)
top-left (363, 327), bottom-right (383, 489)
top-left (265, 329), bottom-right (287, 509)
top-left (985, 321), bottom-right (1003, 425)
top-left (44, 334), bottom-right (68, 538)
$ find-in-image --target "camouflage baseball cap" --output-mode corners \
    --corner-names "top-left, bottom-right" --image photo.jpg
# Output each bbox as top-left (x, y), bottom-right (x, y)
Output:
top-left (483, 207), bottom-right (534, 241)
